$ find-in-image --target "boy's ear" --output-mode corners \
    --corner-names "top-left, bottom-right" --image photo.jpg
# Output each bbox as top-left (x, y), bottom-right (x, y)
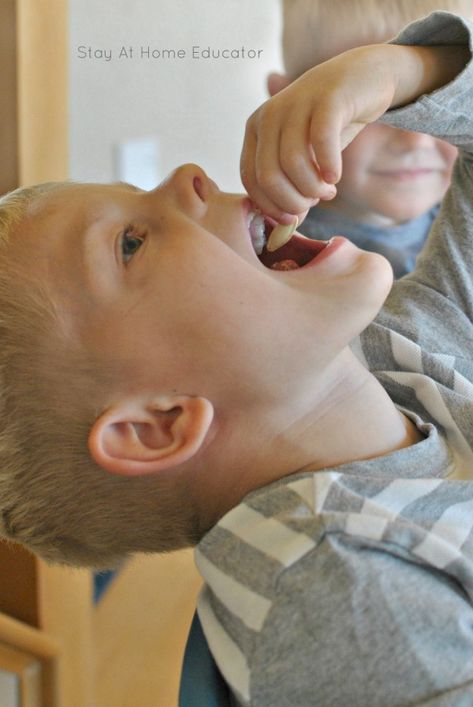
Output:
top-left (88, 395), bottom-right (214, 477)
top-left (267, 72), bottom-right (292, 96)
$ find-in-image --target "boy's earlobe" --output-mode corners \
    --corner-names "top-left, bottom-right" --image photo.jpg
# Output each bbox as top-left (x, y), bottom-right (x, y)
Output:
top-left (267, 72), bottom-right (292, 97)
top-left (88, 395), bottom-right (214, 477)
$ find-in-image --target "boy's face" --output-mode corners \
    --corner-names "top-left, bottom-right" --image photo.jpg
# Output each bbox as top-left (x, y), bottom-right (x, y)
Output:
top-left (329, 124), bottom-right (458, 226)
top-left (15, 165), bottom-right (392, 412)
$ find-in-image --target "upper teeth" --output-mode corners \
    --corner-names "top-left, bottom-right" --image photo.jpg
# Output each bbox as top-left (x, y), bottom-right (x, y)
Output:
top-left (248, 210), bottom-right (298, 255)
top-left (247, 210), bottom-right (266, 254)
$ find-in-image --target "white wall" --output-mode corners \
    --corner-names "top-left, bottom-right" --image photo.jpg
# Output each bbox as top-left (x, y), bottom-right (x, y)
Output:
top-left (70, 0), bottom-right (282, 192)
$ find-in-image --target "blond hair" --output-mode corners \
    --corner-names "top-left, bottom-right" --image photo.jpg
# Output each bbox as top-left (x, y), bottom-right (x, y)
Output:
top-left (282, 0), bottom-right (473, 76)
top-left (0, 184), bottom-right (199, 568)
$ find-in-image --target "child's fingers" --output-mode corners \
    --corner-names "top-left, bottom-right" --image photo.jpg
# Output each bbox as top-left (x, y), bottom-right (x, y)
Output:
top-left (242, 108), bottom-right (333, 220)
top-left (279, 113), bottom-right (338, 202)
top-left (241, 160), bottom-right (314, 223)
top-left (241, 124), bottom-right (297, 223)
top-left (253, 123), bottom-right (319, 216)
top-left (241, 121), bottom-right (285, 220)
top-left (241, 115), bottom-right (315, 221)
top-left (309, 111), bottom-right (343, 185)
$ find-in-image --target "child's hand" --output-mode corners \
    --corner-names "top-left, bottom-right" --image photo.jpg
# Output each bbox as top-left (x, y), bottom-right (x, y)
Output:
top-left (240, 43), bottom-right (469, 224)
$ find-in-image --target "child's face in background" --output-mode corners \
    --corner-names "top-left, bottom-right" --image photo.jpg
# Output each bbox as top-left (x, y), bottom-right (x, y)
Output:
top-left (13, 164), bottom-right (391, 416)
top-left (322, 123), bottom-right (457, 227)
top-left (280, 19), bottom-right (459, 227)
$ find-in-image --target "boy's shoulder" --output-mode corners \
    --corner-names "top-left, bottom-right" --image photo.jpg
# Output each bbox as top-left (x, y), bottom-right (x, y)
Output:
top-left (198, 414), bottom-right (452, 560)
top-left (197, 416), bottom-right (459, 595)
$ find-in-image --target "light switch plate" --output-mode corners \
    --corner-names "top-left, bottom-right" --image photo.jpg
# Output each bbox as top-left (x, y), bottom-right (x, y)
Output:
top-left (115, 137), bottom-right (161, 190)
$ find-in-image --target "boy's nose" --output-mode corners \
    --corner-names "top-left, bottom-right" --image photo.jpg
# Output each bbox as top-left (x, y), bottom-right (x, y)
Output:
top-left (153, 163), bottom-right (217, 209)
top-left (389, 129), bottom-right (437, 152)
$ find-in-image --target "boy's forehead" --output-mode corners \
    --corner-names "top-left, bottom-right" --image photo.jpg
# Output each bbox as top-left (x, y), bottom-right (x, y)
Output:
top-left (15, 183), bottom-right (130, 270)
top-left (283, 30), bottom-right (366, 76)
top-left (19, 185), bottom-right (102, 249)
top-left (27, 182), bottom-right (127, 216)
top-left (282, 2), bottom-right (394, 74)
top-left (23, 182), bottom-right (138, 240)
top-left (14, 182), bottom-right (137, 305)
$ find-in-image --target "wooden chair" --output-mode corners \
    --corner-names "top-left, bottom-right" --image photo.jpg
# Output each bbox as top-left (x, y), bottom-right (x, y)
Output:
top-left (179, 612), bottom-right (231, 707)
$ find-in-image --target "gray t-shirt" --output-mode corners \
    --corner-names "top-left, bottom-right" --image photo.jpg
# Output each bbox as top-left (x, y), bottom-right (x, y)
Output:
top-left (196, 12), bottom-right (473, 707)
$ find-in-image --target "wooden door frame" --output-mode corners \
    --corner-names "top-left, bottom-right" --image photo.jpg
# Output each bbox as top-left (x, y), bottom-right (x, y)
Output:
top-left (16, 0), bottom-right (69, 185)
top-left (0, 0), bottom-right (19, 194)
top-left (0, 3), bottom-right (94, 706)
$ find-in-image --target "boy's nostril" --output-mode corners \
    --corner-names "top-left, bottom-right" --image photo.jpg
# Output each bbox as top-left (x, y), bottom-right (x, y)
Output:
top-left (193, 177), bottom-right (205, 202)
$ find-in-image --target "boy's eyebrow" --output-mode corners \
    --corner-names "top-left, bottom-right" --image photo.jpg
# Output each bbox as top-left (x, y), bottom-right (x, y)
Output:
top-left (75, 182), bottom-right (145, 297)
top-left (80, 212), bottom-right (121, 300)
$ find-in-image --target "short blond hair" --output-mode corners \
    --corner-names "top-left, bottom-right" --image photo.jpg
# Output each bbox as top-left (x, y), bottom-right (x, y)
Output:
top-left (0, 184), bottom-right (199, 568)
top-left (282, 0), bottom-right (473, 76)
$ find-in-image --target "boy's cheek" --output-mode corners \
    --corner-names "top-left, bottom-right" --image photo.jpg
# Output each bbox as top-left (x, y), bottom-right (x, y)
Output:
top-left (334, 136), bottom-right (378, 201)
top-left (341, 125), bottom-right (387, 174)
top-left (437, 141), bottom-right (458, 172)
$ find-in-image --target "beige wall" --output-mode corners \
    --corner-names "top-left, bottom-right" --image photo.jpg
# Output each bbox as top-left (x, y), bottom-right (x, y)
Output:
top-left (70, 0), bottom-right (282, 191)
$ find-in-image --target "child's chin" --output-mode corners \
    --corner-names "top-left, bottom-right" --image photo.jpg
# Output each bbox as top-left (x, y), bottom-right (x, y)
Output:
top-left (354, 249), bottom-right (394, 310)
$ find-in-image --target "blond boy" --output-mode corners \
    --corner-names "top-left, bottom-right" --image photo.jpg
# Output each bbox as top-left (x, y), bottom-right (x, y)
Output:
top-left (1, 9), bottom-right (473, 705)
top-left (261, 0), bottom-right (473, 276)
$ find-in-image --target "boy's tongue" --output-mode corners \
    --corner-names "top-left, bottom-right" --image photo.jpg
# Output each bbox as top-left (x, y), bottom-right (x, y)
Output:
top-left (261, 233), bottom-right (328, 269)
top-left (271, 259), bottom-right (299, 271)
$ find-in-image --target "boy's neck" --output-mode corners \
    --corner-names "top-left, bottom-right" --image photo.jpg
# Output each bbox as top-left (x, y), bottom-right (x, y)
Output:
top-left (199, 348), bottom-right (423, 529)
top-left (296, 359), bottom-right (422, 473)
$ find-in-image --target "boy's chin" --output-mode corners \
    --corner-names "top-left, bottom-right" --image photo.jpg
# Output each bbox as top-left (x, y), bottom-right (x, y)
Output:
top-left (374, 190), bottom-right (444, 225)
top-left (357, 250), bottom-right (394, 318)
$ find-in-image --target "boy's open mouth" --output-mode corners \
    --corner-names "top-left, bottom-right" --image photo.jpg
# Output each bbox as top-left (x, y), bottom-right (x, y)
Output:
top-left (248, 210), bottom-right (328, 270)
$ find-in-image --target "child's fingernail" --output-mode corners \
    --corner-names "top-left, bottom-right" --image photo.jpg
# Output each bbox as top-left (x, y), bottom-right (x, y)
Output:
top-left (323, 171), bottom-right (337, 184)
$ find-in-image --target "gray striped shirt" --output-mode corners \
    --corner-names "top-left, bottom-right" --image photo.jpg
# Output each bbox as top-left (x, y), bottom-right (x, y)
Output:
top-left (196, 12), bottom-right (473, 707)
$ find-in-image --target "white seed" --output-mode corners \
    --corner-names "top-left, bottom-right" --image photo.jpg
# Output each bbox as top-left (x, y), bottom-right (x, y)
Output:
top-left (266, 216), bottom-right (298, 252)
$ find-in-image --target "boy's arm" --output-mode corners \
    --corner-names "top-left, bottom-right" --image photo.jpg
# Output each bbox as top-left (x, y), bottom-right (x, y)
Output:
top-left (250, 534), bottom-right (473, 706)
top-left (376, 14), bottom-right (473, 336)
top-left (240, 22), bottom-right (469, 224)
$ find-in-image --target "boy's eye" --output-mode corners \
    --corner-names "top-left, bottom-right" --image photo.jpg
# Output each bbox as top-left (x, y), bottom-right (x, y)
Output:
top-left (120, 226), bottom-right (146, 263)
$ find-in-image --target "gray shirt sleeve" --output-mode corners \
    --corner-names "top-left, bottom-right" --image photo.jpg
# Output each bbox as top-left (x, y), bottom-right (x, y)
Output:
top-left (250, 534), bottom-right (473, 707)
top-left (374, 13), bottom-right (473, 356)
